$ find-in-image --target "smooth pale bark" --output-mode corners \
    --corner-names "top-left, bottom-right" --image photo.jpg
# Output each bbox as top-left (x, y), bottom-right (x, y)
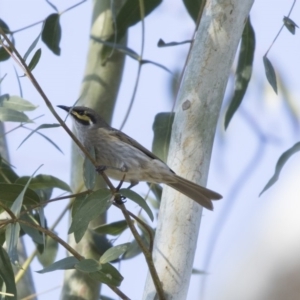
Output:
top-left (143, 1), bottom-right (254, 299)
top-left (60, 1), bottom-right (126, 299)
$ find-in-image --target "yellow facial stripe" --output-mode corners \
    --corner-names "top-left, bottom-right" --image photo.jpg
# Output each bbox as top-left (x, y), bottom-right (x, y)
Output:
top-left (72, 111), bottom-right (91, 122)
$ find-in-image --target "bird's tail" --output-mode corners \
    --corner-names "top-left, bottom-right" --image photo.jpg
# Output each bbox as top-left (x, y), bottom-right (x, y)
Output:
top-left (167, 175), bottom-right (222, 210)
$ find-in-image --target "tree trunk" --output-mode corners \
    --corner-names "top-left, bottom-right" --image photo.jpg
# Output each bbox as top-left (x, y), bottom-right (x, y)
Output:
top-left (143, 1), bottom-right (254, 299)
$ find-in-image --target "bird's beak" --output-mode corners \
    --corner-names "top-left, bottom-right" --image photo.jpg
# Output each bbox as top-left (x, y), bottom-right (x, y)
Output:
top-left (57, 105), bottom-right (71, 113)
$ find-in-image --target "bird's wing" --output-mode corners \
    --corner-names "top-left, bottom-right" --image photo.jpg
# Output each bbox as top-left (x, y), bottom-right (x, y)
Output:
top-left (109, 128), bottom-right (164, 162)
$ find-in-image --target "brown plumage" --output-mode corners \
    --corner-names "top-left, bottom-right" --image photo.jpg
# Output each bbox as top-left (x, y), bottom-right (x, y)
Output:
top-left (58, 105), bottom-right (222, 210)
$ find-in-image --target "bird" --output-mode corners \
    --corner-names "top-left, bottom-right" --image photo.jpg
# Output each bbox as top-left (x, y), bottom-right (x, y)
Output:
top-left (58, 105), bottom-right (222, 210)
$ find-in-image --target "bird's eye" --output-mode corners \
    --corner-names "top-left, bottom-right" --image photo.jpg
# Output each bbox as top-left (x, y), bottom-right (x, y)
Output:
top-left (78, 111), bottom-right (84, 115)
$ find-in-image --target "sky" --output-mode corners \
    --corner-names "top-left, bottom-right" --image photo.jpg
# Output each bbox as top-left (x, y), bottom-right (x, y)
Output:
top-left (1, 0), bottom-right (300, 299)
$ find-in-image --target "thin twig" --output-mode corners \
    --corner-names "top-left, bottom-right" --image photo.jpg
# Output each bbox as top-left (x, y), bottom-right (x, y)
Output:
top-left (118, 202), bottom-right (165, 300)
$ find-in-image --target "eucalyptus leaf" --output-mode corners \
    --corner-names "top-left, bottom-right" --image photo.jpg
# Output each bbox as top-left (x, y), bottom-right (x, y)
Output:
top-left (18, 123), bottom-right (60, 150)
top-left (152, 112), bottom-right (174, 162)
top-left (283, 16), bottom-right (298, 35)
top-left (225, 17), bottom-right (255, 129)
top-left (27, 48), bottom-right (42, 72)
top-left (23, 33), bottom-right (41, 61)
top-left (0, 107), bottom-right (32, 123)
top-left (1, 95), bottom-right (37, 111)
top-left (0, 246), bottom-right (17, 300)
top-left (100, 243), bottom-right (130, 264)
top-left (0, 184), bottom-right (39, 212)
top-left (75, 259), bottom-right (102, 273)
top-left (37, 256), bottom-right (79, 273)
top-left (260, 142), bottom-right (300, 196)
top-left (42, 13), bottom-right (61, 55)
top-left (89, 263), bottom-right (123, 286)
top-left (263, 55), bottom-right (277, 94)
top-left (93, 220), bottom-right (128, 236)
top-left (37, 235), bottom-right (58, 267)
top-left (5, 223), bottom-right (20, 264)
top-left (69, 189), bottom-right (112, 243)
top-left (119, 189), bottom-right (154, 221)
top-left (183, 0), bottom-right (203, 23)
top-left (19, 214), bottom-right (43, 245)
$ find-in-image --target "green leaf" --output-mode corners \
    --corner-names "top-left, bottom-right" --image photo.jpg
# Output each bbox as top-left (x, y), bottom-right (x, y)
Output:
top-left (19, 214), bottom-right (44, 245)
top-left (100, 243), bottom-right (130, 264)
top-left (0, 246), bottom-right (17, 300)
top-left (263, 55), bottom-right (277, 94)
top-left (37, 235), bottom-right (58, 267)
top-left (18, 123), bottom-right (60, 149)
top-left (93, 220), bottom-right (128, 236)
top-left (116, 0), bottom-right (162, 40)
top-left (16, 174), bottom-right (71, 192)
top-left (69, 189), bottom-right (112, 243)
top-left (122, 237), bottom-right (144, 260)
top-left (75, 259), bottom-right (102, 273)
top-left (283, 16), bottom-right (298, 35)
top-left (5, 223), bottom-right (20, 264)
top-left (83, 147), bottom-right (96, 190)
top-left (89, 263), bottom-right (123, 287)
top-left (37, 256), bottom-right (79, 273)
top-left (0, 184), bottom-right (39, 212)
top-left (23, 33), bottom-right (41, 61)
top-left (27, 48), bottom-right (42, 72)
top-left (1, 95), bottom-right (37, 111)
top-left (42, 13), bottom-right (61, 55)
top-left (119, 189), bottom-right (154, 221)
top-left (0, 19), bottom-right (10, 33)
top-left (0, 107), bottom-right (32, 122)
top-left (102, 0), bottom-right (162, 59)
top-left (152, 112), bottom-right (175, 162)
top-left (260, 142), bottom-right (300, 196)
top-left (0, 46), bottom-right (11, 61)
top-left (183, 0), bottom-right (203, 23)
top-left (0, 155), bottom-right (19, 184)
top-left (224, 17), bottom-right (255, 129)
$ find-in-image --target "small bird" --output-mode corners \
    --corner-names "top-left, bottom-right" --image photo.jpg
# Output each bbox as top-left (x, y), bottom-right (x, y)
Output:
top-left (58, 105), bottom-right (222, 210)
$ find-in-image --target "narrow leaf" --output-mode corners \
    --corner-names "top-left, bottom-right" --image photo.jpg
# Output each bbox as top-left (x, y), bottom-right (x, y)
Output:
top-left (10, 165), bottom-right (42, 216)
top-left (263, 55), bottom-right (277, 94)
top-left (37, 235), bottom-right (58, 267)
top-left (152, 112), bottom-right (175, 162)
top-left (18, 124), bottom-right (63, 153)
top-left (37, 256), bottom-right (79, 273)
top-left (100, 243), bottom-right (130, 264)
top-left (69, 189), bottom-right (112, 243)
top-left (0, 46), bottom-right (11, 61)
top-left (183, 0), bottom-right (203, 23)
top-left (16, 174), bottom-right (71, 192)
top-left (2, 95), bottom-right (37, 111)
top-left (89, 263), bottom-right (123, 286)
top-left (0, 184), bottom-right (39, 212)
top-left (119, 189), bottom-right (154, 221)
top-left (0, 107), bottom-right (31, 123)
top-left (283, 16), bottom-right (298, 35)
top-left (42, 13), bottom-right (61, 55)
top-left (260, 142), bottom-right (300, 196)
top-left (19, 214), bottom-right (44, 245)
top-left (27, 48), bottom-right (42, 72)
top-left (93, 220), bottom-right (128, 236)
top-left (75, 259), bottom-right (102, 273)
top-left (0, 19), bottom-right (10, 33)
top-left (23, 33), bottom-right (41, 61)
top-left (225, 17), bottom-right (255, 129)
top-left (5, 223), bottom-right (21, 264)
top-left (0, 247), bottom-right (17, 300)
